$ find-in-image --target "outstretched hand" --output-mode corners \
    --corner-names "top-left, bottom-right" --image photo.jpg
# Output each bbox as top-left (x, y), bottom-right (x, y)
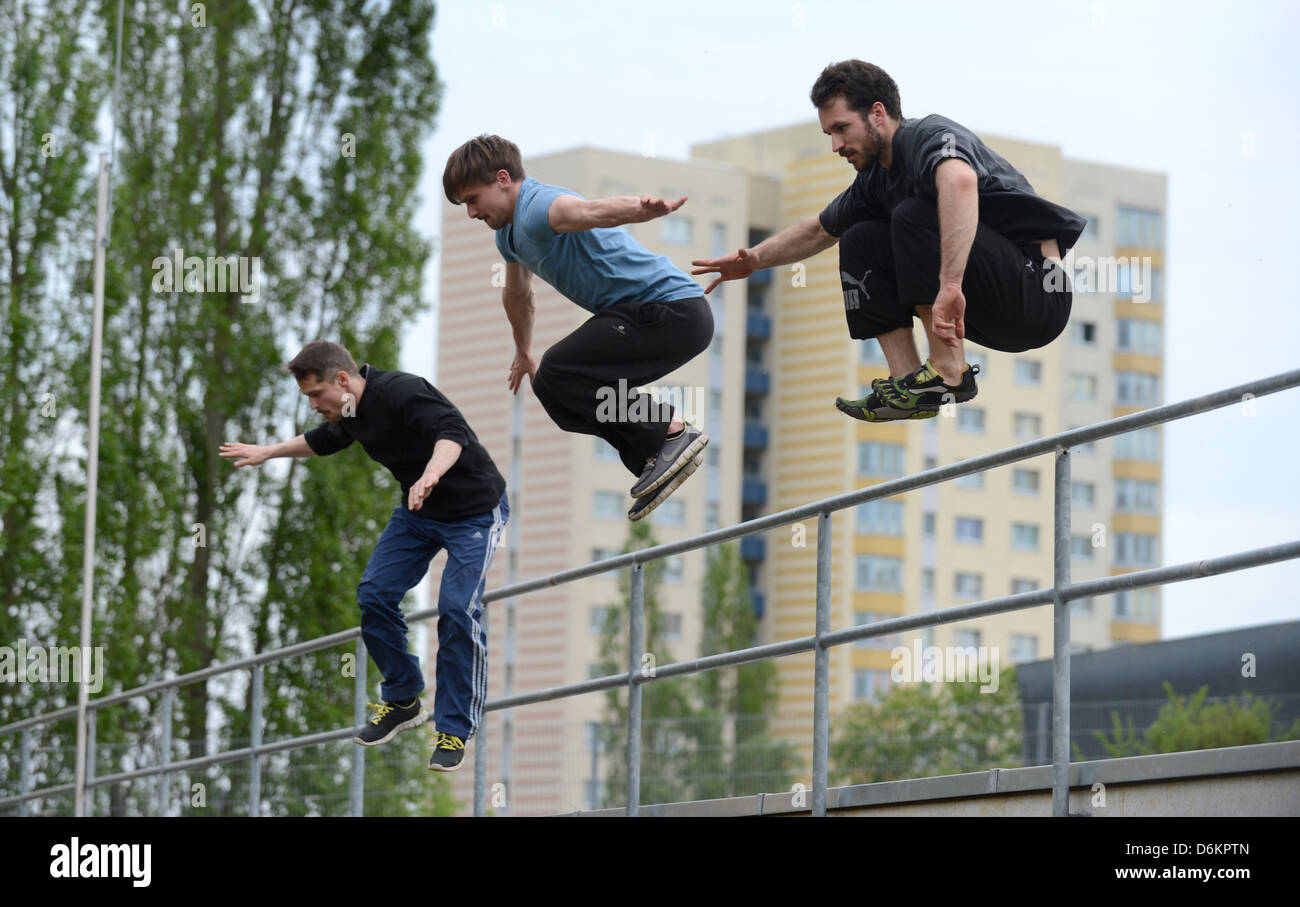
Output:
top-left (219, 442), bottom-right (269, 468)
top-left (691, 248), bottom-right (757, 295)
top-left (629, 195), bottom-right (687, 223)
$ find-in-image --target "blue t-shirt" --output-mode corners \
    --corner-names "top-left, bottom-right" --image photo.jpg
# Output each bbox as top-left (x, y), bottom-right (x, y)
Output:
top-left (494, 177), bottom-right (703, 313)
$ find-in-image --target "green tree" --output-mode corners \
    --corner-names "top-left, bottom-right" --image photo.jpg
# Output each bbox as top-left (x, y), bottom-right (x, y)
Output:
top-left (1091, 682), bottom-right (1300, 759)
top-left (831, 666), bottom-right (1022, 785)
top-left (686, 542), bottom-right (797, 799)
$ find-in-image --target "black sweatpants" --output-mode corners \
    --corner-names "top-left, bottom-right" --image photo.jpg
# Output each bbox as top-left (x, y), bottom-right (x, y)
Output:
top-left (530, 296), bottom-right (714, 476)
top-left (837, 196), bottom-right (1072, 353)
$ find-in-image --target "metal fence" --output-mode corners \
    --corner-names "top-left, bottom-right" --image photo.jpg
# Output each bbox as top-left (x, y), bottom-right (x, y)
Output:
top-left (2, 368), bottom-right (1298, 816)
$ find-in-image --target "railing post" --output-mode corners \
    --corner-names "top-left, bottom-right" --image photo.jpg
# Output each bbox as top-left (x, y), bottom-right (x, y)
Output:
top-left (19, 729), bottom-right (32, 816)
top-left (1052, 446), bottom-right (1072, 816)
top-left (626, 562), bottom-right (645, 816)
top-left (812, 510), bottom-right (832, 817)
top-left (85, 707), bottom-right (96, 817)
top-left (350, 636), bottom-right (366, 817)
top-left (159, 688), bottom-right (172, 816)
top-left (249, 665), bottom-right (263, 817)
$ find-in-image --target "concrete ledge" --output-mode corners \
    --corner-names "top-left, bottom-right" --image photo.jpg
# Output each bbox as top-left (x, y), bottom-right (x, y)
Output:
top-left (560, 740), bottom-right (1300, 816)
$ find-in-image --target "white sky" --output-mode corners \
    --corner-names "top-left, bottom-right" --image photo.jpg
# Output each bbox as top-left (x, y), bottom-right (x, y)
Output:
top-left (402, 0), bottom-right (1300, 640)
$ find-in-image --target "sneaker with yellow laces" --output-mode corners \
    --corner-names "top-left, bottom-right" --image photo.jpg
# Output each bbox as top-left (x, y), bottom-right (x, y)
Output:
top-left (354, 697), bottom-right (427, 746)
top-left (835, 360), bottom-right (979, 422)
top-left (428, 732), bottom-right (467, 772)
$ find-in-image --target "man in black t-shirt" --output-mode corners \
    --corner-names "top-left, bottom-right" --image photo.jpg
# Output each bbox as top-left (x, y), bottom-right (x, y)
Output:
top-left (693, 60), bottom-right (1085, 421)
top-left (219, 340), bottom-right (508, 772)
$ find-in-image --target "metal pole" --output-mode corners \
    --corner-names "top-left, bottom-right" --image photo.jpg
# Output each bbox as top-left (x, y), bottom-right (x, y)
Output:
top-left (85, 708), bottom-right (97, 817)
top-left (473, 704), bottom-right (487, 816)
top-left (812, 511), bottom-right (832, 817)
top-left (1052, 447), bottom-right (1072, 816)
top-left (626, 563), bottom-right (645, 816)
top-left (159, 688), bottom-right (172, 816)
top-left (350, 636), bottom-right (366, 817)
top-left (19, 729), bottom-right (32, 816)
top-left (1036, 700), bottom-right (1049, 766)
top-left (75, 154), bottom-right (111, 817)
top-left (249, 665), bottom-right (262, 817)
top-left (503, 394), bottom-right (522, 813)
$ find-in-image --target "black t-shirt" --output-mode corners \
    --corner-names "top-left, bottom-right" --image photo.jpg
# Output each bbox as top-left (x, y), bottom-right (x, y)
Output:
top-left (819, 114), bottom-right (1087, 252)
top-left (303, 364), bottom-right (506, 521)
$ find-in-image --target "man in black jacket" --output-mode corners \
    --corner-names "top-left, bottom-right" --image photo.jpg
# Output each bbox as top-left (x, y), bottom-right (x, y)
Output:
top-left (693, 60), bottom-right (1085, 421)
top-left (220, 340), bottom-right (507, 772)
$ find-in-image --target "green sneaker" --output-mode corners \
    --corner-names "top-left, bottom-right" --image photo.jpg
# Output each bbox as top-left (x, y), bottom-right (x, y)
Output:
top-left (836, 360), bottom-right (979, 422)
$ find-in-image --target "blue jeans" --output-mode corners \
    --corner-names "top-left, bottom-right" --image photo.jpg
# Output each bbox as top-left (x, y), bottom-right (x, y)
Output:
top-left (356, 491), bottom-right (508, 740)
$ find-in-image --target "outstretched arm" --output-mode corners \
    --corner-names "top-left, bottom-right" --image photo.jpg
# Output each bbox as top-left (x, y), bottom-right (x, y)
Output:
top-left (219, 434), bottom-right (315, 468)
top-left (691, 214), bottom-right (838, 294)
top-left (547, 193), bottom-right (687, 233)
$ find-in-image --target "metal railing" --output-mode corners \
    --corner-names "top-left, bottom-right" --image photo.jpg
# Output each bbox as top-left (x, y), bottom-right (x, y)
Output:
top-left (2, 368), bottom-right (1298, 816)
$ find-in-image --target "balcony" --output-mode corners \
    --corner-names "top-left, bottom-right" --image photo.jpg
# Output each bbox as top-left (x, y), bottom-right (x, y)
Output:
top-left (745, 368), bottom-right (770, 395)
top-left (743, 423), bottom-right (768, 450)
top-left (740, 535), bottom-right (766, 562)
top-left (742, 479), bottom-right (767, 506)
top-left (749, 268), bottom-right (773, 285)
top-left (746, 313), bottom-right (772, 339)
top-left (749, 590), bottom-right (765, 618)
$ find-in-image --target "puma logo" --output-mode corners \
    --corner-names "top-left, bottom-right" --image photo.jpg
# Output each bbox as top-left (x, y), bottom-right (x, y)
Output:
top-left (841, 269), bottom-right (872, 310)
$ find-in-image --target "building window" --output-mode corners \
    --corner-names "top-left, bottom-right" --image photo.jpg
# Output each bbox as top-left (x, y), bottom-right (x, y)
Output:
top-left (1070, 536), bottom-right (1095, 560)
top-left (659, 216), bottom-right (693, 245)
top-left (856, 499), bottom-right (904, 536)
top-left (1070, 321), bottom-right (1097, 345)
top-left (923, 455), bottom-right (938, 471)
top-left (954, 629), bottom-right (981, 648)
top-left (1072, 482), bottom-right (1096, 509)
top-left (1010, 634), bottom-right (1039, 663)
top-left (1116, 371), bottom-right (1160, 406)
top-left (1011, 523), bottom-right (1040, 550)
top-left (1114, 589), bottom-right (1159, 621)
top-left (853, 669), bottom-right (890, 703)
top-left (1081, 216), bottom-right (1099, 241)
top-left (954, 572), bottom-right (983, 601)
top-left (594, 437), bottom-right (622, 463)
top-left (922, 512), bottom-right (937, 537)
top-left (589, 605), bottom-right (614, 634)
top-left (663, 556), bottom-right (685, 583)
top-left (662, 612), bottom-right (683, 641)
top-left (1116, 206), bottom-right (1163, 248)
top-left (1117, 319), bottom-right (1161, 354)
top-left (593, 491), bottom-right (624, 520)
top-left (1011, 578), bottom-right (1038, 595)
top-left (1068, 373), bottom-right (1098, 401)
top-left (710, 222), bottom-right (727, 257)
top-left (922, 568), bottom-right (935, 595)
top-left (1068, 426), bottom-right (1096, 455)
top-left (1115, 264), bottom-right (1163, 301)
top-left (1115, 479), bottom-right (1159, 513)
top-left (957, 406), bottom-right (986, 433)
top-left (1014, 359), bottom-right (1042, 386)
top-left (854, 612), bottom-right (901, 650)
top-left (1013, 412), bottom-right (1042, 439)
top-left (955, 516), bottom-right (984, 544)
top-left (858, 442), bottom-right (905, 477)
top-left (705, 502), bottom-right (720, 531)
top-left (1072, 596), bottom-right (1094, 615)
top-left (1012, 468), bottom-right (1040, 495)
top-left (856, 555), bottom-right (903, 592)
top-left (651, 499), bottom-right (686, 527)
top-left (1115, 533), bottom-right (1158, 567)
top-left (1115, 427), bottom-right (1161, 461)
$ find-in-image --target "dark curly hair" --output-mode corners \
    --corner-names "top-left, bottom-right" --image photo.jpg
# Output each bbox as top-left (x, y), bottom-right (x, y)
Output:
top-left (810, 60), bottom-right (902, 120)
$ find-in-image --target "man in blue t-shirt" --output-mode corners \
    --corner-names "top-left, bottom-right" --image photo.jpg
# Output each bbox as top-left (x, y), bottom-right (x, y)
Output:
top-left (694, 60), bottom-right (1085, 422)
top-left (443, 135), bottom-right (712, 521)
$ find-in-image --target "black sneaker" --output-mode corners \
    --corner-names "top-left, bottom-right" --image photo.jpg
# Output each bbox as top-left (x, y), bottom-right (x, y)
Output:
top-left (836, 360), bottom-right (979, 421)
top-left (354, 698), bottom-right (427, 746)
top-left (428, 732), bottom-right (466, 772)
top-left (628, 454), bottom-right (703, 521)
top-left (630, 427), bottom-right (709, 498)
